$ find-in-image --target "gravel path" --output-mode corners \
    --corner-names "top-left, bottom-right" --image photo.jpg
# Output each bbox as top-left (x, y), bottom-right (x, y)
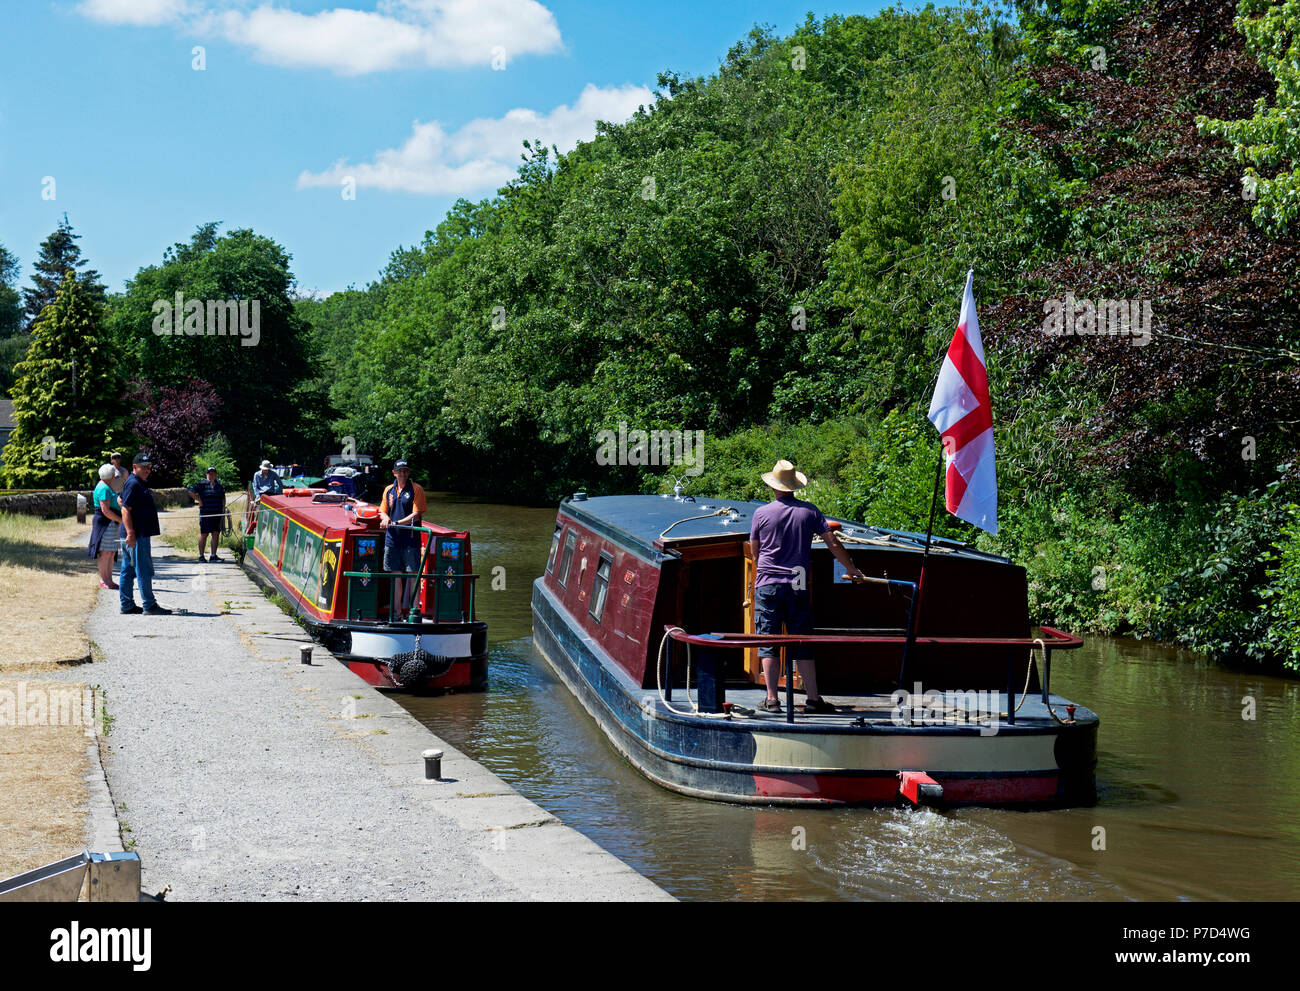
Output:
top-left (85, 531), bottom-right (670, 901)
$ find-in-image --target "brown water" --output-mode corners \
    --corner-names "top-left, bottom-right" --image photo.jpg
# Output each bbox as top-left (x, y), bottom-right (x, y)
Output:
top-left (401, 495), bottom-right (1300, 901)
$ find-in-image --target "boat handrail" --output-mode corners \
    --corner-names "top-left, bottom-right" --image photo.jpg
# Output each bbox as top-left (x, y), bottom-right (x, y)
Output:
top-left (662, 625), bottom-right (1082, 725)
top-left (665, 627), bottom-right (1083, 650)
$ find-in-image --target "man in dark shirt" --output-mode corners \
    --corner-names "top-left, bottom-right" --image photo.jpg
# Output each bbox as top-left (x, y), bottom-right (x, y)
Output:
top-left (188, 466), bottom-right (227, 562)
top-left (120, 453), bottom-right (171, 616)
top-left (749, 460), bottom-right (863, 713)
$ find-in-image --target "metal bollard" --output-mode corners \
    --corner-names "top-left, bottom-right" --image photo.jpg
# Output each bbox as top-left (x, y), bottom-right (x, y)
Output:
top-left (300, 644), bottom-right (313, 665)
top-left (76, 493), bottom-right (87, 524)
top-left (423, 748), bottom-right (444, 780)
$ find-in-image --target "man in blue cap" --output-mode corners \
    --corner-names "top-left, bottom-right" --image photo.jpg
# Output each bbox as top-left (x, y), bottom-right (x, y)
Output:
top-left (188, 466), bottom-right (227, 562)
top-left (119, 453), bottom-right (172, 616)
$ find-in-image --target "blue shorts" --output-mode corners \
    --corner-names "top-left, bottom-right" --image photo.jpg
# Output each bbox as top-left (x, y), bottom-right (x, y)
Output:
top-left (383, 542), bottom-right (420, 573)
top-left (754, 582), bottom-right (814, 659)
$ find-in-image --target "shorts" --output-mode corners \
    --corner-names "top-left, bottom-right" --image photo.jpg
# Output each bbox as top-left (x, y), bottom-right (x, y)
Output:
top-left (200, 515), bottom-right (224, 534)
top-left (383, 542), bottom-right (420, 574)
top-left (99, 522), bottom-right (120, 549)
top-left (754, 582), bottom-right (814, 659)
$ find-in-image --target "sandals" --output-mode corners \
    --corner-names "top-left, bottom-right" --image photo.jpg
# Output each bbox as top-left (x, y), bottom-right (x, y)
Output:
top-left (801, 697), bottom-right (837, 714)
top-left (758, 698), bottom-right (782, 713)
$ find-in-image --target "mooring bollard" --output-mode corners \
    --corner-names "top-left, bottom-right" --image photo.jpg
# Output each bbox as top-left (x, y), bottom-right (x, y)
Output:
top-left (76, 493), bottom-right (87, 524)
top-left (300, 644), bottom-right (312, 665)
top-left (423, 748), bottom-right (443, 780)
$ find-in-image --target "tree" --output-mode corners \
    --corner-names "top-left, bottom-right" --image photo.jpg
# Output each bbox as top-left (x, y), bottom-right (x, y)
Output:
top-left (127, 377), bottom-right (223, 485)
top-left (108, 223), bottom-right (324, 474)
top-left (3, 270), bottom-right (132, 488)
top-left (0, 241), bottom-right (21, 337)
top-left (0, 240), bottom-right (27, 394)
top-left (21, 215), bottom-right (107, 330)
top-left (1197, 0), bottom-right (1300, 233)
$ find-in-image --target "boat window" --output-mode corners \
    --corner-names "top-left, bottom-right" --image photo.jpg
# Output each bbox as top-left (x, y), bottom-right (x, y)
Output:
top-left (589, 553), bottom-right (612, 623)
top-left (558, 529), bottom-right (577, 588)
top-left (546, 524), bottom-right (562, 573)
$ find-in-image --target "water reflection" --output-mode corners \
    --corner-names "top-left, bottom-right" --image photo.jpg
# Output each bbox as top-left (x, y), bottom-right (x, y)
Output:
top-left (400, 495), bottom-right (1300, 901)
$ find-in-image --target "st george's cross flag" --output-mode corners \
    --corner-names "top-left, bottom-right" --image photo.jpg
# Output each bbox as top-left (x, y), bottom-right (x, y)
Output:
top-left (927, 270), bottom-right (998, 534)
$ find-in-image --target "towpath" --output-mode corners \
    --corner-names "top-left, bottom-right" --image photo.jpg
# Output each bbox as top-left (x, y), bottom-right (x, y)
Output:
top-left (85, 528), bottom-right (671, 901)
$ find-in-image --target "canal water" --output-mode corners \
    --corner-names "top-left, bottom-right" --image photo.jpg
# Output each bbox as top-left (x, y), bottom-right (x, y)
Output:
top-left (400, 495), bottom-right (1300, 901)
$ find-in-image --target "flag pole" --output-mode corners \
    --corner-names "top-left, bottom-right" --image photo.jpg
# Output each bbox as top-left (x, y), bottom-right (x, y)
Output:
top-left (912, 444), bottom-right (944, 635)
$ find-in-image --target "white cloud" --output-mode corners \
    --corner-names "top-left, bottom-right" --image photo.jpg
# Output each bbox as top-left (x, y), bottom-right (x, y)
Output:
top-left (78, 0), bottom-right (194, 26)
top-left (77, 1), bottom-right (563, 74)
top-left (297, 82), bottom-right (655, 196)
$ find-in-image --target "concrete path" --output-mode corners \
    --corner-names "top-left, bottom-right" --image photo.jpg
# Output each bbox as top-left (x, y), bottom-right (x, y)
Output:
top-left (85, 532), bottom-right (671, 901)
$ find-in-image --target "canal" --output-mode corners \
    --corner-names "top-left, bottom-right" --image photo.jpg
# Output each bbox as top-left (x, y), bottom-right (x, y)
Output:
top-left (399, 495), bottom-right (1300, 901)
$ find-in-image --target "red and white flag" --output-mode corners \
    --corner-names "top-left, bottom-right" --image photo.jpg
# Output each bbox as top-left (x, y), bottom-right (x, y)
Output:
top-left (927, 270), bottom-right (997, 534)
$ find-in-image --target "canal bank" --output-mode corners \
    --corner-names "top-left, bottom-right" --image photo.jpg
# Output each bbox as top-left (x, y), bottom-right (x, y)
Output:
top-left (83, 519), bottom-right (670, 901)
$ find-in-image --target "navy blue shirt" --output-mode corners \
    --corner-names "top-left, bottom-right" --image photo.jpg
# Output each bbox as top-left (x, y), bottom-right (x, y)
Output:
top-left (121, 473), bottom-right (160, 539)
top-left (189, 479), bottom-right (226, 516)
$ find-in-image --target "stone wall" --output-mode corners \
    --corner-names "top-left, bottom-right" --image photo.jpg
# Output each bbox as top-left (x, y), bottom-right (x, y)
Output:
top-left (0, 488), bottom-right (193, 518)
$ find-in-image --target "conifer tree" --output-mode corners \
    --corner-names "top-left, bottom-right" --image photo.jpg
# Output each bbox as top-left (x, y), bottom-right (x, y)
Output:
top-left (0, 241), bottom-right (24, 393)
top-left (4, 270), bottom-right (131, 488)
top-left (0, 241), bottom-right (21, 338)
top-left (21, 215), bottom-right (106, 330)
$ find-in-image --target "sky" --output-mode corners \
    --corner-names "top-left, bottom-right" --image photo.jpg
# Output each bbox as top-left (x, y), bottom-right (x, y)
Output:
top-left (0, 0), bottom-right (893, 296)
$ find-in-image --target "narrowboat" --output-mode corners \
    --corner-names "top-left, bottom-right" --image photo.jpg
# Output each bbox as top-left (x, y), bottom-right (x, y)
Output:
top-left (531, 493), bottom-right (1097, 807)
top-left (243, 489), bottom-right (487, 692)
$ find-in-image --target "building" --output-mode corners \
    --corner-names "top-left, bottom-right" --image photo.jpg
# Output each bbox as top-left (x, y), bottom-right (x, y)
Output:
top-left (0, 399), bottom-right (14, 470)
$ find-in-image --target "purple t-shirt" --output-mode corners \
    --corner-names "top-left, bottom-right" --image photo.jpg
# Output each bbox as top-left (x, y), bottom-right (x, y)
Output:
top-left (750, 496), bottom-right (829, 587)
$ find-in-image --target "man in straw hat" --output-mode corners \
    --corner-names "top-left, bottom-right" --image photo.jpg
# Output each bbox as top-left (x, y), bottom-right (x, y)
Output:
top-left (749, 459), bottom-right (865, 713)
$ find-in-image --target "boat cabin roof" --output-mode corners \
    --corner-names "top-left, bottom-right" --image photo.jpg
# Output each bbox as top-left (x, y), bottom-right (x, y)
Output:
top-left (258, 490), bottom-right (468, 539)
top-left (559, 495), bottom-right (1009, 565)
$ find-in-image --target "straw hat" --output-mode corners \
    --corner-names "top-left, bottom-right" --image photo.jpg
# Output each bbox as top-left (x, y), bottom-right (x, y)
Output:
top-left (762, 459), bottom-right (809, 492)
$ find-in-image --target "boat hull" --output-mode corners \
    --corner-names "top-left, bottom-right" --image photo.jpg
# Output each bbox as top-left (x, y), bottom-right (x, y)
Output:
top-left (245, 550), bottom-right (487, 693)
top-left (532, 578), bottom-right (1097, 807)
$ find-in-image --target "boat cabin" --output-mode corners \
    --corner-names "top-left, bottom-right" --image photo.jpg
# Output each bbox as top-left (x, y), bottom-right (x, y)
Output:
top-left (542, 494), bottom-right (1037, 696)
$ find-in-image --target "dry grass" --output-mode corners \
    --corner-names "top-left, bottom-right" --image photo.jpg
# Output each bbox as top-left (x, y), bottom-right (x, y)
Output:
top-left (0, 512), bottom-right (101, 879)
top-left (157, 497), bottom-right (248, 558)
top-left (0, 682), bottom-right (93, 878)
top-left (0, 514), bottom-right (97, 671)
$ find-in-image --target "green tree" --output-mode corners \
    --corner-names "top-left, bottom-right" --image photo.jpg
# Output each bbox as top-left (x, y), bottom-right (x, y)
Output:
top-left (3, 270), bottom-right (131, 488)
top-left (21, 215), bottom-right (107, 330)
top-left (1197, 0), bottom-right (1300, 233)
top-left (0, 240), bottom-right (27, 394)
top-left (108, 223), bottom-right (325, 474)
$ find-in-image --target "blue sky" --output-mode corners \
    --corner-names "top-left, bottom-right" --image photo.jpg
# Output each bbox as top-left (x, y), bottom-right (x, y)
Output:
top-left (0, 0), bottom-right (892, 296)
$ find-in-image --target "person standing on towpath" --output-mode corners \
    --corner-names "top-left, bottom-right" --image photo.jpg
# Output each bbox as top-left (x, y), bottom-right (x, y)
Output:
top-left (120, 453), bottom-right (172, 616)
top-left (188, 466), bottom-right (227, 562)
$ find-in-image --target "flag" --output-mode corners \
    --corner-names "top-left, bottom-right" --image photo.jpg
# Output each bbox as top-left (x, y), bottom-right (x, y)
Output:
top-left (927, 270), bottom-right (997, 534)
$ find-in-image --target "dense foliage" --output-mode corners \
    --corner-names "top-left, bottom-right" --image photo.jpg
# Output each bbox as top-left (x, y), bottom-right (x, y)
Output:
top-left (106, 223), bottom-right (325, 473)
top-left (3, 271), bottom-right (131, 488)
top-left (287, 0), bottom-right (1297, 670)
top-left (1, 0), bottom-right (1295, 670)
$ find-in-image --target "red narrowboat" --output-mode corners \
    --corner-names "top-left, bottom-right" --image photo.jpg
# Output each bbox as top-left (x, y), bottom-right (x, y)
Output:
top-left (532, 493), bottom-right (1096, 807)
top-left (243, 489), bottom-right (487, 692)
